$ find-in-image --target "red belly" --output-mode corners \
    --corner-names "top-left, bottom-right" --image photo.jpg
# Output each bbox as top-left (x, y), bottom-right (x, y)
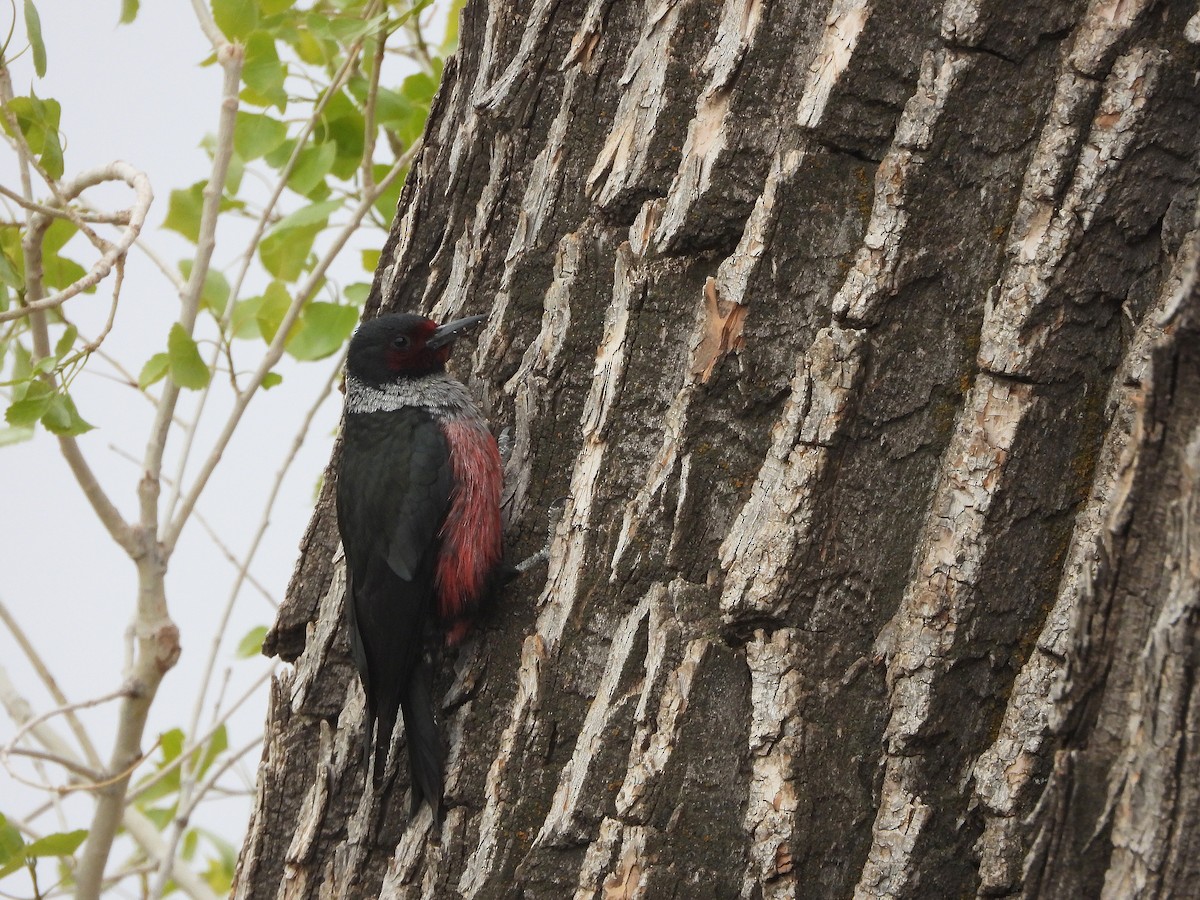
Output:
top-left (436, 417), bottom-right (503, 643)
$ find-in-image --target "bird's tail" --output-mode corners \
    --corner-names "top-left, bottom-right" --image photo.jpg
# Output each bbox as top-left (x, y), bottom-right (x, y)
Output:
top-left (401, 658), bottom-right (444, 824)
top-left (370, 702), bottom-right (395, 789)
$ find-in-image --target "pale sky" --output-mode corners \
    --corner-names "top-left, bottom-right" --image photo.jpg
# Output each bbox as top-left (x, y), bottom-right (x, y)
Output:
top-left (0, 1), bottom-right (440, 888)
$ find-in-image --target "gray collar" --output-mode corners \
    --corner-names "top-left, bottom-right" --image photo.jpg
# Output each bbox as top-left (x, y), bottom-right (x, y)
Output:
top-left (344, 372), bottom-right (475, 416)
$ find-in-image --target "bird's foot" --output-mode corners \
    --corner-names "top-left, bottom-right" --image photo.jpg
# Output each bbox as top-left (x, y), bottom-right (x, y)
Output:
top-left (514, 498), bottom-right (566, 575)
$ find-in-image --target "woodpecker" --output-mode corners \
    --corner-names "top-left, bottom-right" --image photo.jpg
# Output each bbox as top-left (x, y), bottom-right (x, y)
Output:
top-left (336, 311), bottom-right (504, 823)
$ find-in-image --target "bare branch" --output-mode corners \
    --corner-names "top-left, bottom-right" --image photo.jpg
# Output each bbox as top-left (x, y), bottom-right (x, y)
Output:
top-left (141, 46), bottom-right (243, 540)
top-left (0, 182), bottom-right (129, 223)
top-left (0, 596), bottom-right (102, 768)
top-left (361, 22), bottom-right (388, 195)
top-left (188, 0), bottom-right (228, 52)
top-left (3, 687), bottom-right (130, 761)
top-left (0, 162), bottom-right (153, 325)
top-left (5, 746), bottom-right (104, 783)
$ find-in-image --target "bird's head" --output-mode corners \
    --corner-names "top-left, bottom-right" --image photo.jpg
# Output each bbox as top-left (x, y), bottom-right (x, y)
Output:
top-left (346, 312), bottom-right (487, 384)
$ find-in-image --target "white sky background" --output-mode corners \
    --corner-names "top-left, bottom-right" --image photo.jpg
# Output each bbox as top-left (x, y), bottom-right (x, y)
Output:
top-left (0, 0), bottom-right (446, 885)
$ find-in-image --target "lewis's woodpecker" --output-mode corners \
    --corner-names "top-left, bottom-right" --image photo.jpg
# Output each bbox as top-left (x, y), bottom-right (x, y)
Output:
top-left (336, 311), bottom-right (504, 823)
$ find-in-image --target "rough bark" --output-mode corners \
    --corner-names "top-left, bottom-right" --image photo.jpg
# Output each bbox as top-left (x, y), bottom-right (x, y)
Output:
top-left (238, 1), bottom-right (1200, 897)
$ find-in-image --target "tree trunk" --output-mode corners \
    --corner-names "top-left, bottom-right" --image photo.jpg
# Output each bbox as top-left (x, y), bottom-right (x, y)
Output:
top-left (235, 1), bottom-right (1200, 897)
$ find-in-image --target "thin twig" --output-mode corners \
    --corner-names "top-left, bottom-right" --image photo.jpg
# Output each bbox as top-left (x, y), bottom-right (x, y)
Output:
top-left (4, 747), bottom-right (104, 784)
top-left (105, 442), bottom-right (279, 606)
top-left (129, 668), bottom-right (271, 804)
top-left (148, 735), bottom-right (263, 900)
top-left (162, 147), bottom-right (414, 555)
top-left (361, 20), bottom-right (388, 195)
top-left (0, 597), bottom-right (102, 768)
top-left (3, 688), bottom-right (130, 761)
top-left (0, 182), bottom-right (129, 223)
top-left (188, 0), bottom-right (227, 51)
top-left (0, 163), bottom-right (154, 325)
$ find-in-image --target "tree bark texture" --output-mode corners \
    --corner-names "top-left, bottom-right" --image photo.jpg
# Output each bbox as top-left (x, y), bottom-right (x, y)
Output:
top-left (236, 1), bottom-right (1200, 897)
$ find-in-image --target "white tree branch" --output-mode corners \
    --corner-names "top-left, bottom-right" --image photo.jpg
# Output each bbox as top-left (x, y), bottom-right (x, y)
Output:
top-left (0, 163), bottom-right (153, 325)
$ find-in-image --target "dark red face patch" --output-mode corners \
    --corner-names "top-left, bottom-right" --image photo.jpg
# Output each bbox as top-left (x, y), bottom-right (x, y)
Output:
top-left (384, 319), bottom-right (445, 373)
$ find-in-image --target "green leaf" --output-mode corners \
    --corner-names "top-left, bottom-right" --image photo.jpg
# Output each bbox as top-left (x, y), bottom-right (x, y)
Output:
top-left (374, 87), bottom-right (420, 142)
top-left (212, 0), bottom-right (258, 39)
top-left (179, 261), bottom-right (231, 317)
top-left (257, 0), bottom-right (295, 13)
top-left (259, 222), bottom-right (320, 282)
top-left (401, 70), bottom-right (438, 107)
top-left (54, 324), bottom-right (77, 361)
top-left (263, 135), bottom-right (296, 169)
top-left (39, 125), bottom-right (63, 179)
top-left (142, 806), bottom-right (173, 830)
top-left (287, 141), bottom-right (336, 196)
top-left (0, 814), bottom-right (24, 867)
top-left (286, 302), bottom-right (357, 361)
top-left (325, 12), bottom-right (385, 44)
top-left (5, 94), bottom-right (64, 178)
top-left (229, 296), bottom-right (264, 340)
top-left (164, 182), bottom-right (206, 243)
top-left (344, 282), bottom-right (370, 305)
top-left (440, 0), bottom-right (467, 53)
top-left (3, 94), bottom-right (60, 154)
top-left (199, 828), bottom-right (236, 893)
top-left (393, 0), bottom-right (434, 29)
top-left (160, 728), bottom-right (185, 764)
top-left (312, 91), bottom-right (365, 179)
top-left (290, 27), bottom-right (327, 65)
top-left (255, 281), bottom-right (292, 340)
top-left (182, 827), bottom-right (199, 861)
top-left (5, 381), bottom-right (52, 426)
top-left (0, 241), bottom-right (23, 289)
top-left (41, 392), bottom-right (93, 436)
top-left (242, 32), bottom-right (287, 110)
top-left (10, 341), bottom-right (32, 380)
top-left (0, 425), bottom-right (34, 447)
top-left (233, 111), bottom-right (287, 161)
top-left (120, 0), bottom-right (140, 23)
top-left (167, 324), bottom-right (211, 390)
top-left (196, 724), bottom-right (228, 778)
top-left (24, 830), bottom-right (86, 858)
top-left (273, 199), bottom-right (340, 231)
top-left (372, 162), bottom-right (405, 220)
top-left (360, 250), bottom-right (380, 273)
top-left (261, 371), bottom-right (283, 389)
top-left (24, 1), bottom-right (47, 77)
top-left (41, 219), bottom-right (86, 290)
top-left (138, 353), bottom-right (170, 389)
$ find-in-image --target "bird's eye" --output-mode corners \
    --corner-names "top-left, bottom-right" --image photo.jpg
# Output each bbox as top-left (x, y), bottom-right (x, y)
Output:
top-left (392, 335), bottom-right (410, 350)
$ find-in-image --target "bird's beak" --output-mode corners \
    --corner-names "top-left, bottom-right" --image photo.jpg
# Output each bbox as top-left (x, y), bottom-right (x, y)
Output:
top-left (427, 313), bottom-right (488, 349)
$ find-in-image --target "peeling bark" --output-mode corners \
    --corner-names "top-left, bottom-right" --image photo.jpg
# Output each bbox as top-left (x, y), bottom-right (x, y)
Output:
top-left (239, 1), bottom-right (1200, 897)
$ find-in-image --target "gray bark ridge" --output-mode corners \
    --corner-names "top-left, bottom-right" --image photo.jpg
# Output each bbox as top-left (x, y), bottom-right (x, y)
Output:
top-left (237, 1), bottom-right (1200, 898)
